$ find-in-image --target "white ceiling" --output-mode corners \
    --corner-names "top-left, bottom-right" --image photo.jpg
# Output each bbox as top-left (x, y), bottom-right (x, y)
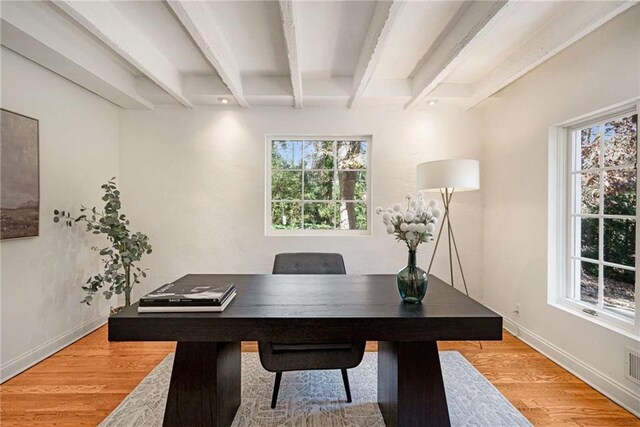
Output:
top-left (111, 1), bottom-right (212, 75)
top-left (204, 1), bottom-right (290, 77)
top-left (444, 1), bottom-right (572, 84)
top-left (375, 1), bottom-right (464, 80)
top-left (297, 1), bottom-right (377, 79)
top-left (1, 0), bottom-right (636, 110)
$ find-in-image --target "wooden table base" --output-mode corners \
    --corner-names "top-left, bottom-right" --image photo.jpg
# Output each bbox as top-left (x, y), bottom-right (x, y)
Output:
top-left (163, 340), bottom-right (450, 427)
top-left (163, 341), bottom-right (241, 427)
top-left (378, 341), bottom-right (451, 427)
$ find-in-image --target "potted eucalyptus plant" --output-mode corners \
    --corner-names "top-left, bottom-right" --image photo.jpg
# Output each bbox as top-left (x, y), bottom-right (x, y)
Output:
top-left (53, 178), bottom-right (152, 311)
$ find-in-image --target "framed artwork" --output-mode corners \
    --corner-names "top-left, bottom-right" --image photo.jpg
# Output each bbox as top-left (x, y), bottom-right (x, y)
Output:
top-left (1, 109), bottom-right (39, 239)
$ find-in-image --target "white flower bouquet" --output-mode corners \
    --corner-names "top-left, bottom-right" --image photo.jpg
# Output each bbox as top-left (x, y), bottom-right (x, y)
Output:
top-left (376, 192), bottom-right (441, 252)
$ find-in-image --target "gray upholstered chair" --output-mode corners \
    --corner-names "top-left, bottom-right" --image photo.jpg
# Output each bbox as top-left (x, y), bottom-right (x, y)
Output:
top-left (258, 253), bottom-right (366, 408)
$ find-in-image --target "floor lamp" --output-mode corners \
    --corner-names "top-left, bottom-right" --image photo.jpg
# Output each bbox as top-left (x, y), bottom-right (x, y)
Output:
top-left (416, 159), bottom-right (480, 297)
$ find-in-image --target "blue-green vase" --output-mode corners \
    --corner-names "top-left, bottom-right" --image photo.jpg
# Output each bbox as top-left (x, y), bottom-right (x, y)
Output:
top-left (397, 250), bottom-right (428, 303)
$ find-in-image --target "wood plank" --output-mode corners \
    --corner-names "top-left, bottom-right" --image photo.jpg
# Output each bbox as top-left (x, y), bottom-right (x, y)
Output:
top-left (1, 326), bottom-right (638, 426)
top-left (406, 0), bottom-right (515, 109)
top-left (349, 0), bottom-right (406, 108)
top-left (278, 0), bottom-right (303, 108)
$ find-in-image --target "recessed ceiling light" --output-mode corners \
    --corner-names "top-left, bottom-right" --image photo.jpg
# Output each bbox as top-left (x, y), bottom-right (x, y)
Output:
top-left (219, 97), bottom-right (229, 104)
top-left (428, 100), bottom-right (438, 106)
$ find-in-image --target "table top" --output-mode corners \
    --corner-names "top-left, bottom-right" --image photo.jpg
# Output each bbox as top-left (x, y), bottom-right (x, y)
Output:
top-left (109, 274), bottom-right (502, 342)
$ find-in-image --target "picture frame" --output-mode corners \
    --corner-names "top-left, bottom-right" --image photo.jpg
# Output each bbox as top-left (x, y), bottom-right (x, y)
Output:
top-left (1, 108), bottom-right (40, 240)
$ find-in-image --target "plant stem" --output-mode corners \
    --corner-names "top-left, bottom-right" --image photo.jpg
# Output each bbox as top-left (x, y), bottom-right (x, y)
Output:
top-left (124, 264), bottom-right (131, 307)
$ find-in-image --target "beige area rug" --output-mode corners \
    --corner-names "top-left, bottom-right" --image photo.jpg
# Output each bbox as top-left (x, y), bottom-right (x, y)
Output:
top-left (100, 352), bottom-right (531, 426)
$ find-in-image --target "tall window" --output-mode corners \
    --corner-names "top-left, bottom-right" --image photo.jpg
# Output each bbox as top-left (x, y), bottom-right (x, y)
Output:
top-left (266, 136), bottom-right (370, 235)
top-left (568, 111), bottom-right (638, 323)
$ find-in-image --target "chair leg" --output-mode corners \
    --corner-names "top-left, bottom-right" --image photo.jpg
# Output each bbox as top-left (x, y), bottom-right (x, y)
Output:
top-left (271, 372), bottom-right (282, 409)
top-left (341, 369), bottom-right (352, 403)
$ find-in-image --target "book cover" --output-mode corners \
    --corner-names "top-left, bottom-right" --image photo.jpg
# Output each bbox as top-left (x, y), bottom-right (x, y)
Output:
top-left (139, 281), bottom-right (235, 306)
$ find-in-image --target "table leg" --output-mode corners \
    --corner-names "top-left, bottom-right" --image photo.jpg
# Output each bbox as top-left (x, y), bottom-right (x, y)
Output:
top-left (163, 341), bottom-right (241, 427)
top-left (378, 341), bottom-right (450, 427)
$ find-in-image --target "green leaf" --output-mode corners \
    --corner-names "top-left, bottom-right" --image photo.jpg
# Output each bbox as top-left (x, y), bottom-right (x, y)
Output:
top-left (53, 217), bottom-right (59, 223)
top-left (54, 209), bottom-right (60, 215)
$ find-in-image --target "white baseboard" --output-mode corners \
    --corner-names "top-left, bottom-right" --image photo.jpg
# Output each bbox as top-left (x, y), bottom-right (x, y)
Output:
top-left (499, 313), bottom-right (640, 417)
top-left (1, 311), bottom-right (109, 383)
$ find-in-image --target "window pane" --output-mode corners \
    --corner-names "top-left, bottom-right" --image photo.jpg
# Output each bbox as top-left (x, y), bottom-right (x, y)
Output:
top-left (578, 261), bottom-right (598, 306)
top-left (271, 202), bottom-right (302, 230)
top-left (604, 266), bottom-right (635, 314)
top-left (604, 115), bottom-right (637, 167)
top-left (272, 140), bottom-right (302, 169)
top-left (303, 202), bottom-right (334, 229)
top-left (337, 140), bottom-right (367, 169)
top-left (303, 141), bottom-right (334, 169)
top-left (271, 170), bottom-right (302, 200)
top-left (337, 171), bottom-right (367, 201)
top-left (579, 125), bottom-right (600, 171)
top-left (603, 218), bottom-right (636, 267)
top-left (304, 171), bottom-right (334, 200)
top-left (579, 172), bottom-right (599, 214)
top-left (336, 202), bottom-right (367, 230)
top-left (575, 217), bottom-right (598, 260)
top-left (604, 168), bottom-right (636, 215)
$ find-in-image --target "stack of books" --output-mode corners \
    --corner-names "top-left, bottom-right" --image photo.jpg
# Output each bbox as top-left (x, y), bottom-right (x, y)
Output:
top-left (137, 281), bottom-right (236, 313)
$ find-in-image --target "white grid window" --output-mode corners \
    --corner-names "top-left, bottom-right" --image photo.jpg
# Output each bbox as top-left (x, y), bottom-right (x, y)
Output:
top-left (567, 110), bottom-right (638, 325)
top-left (266, 136), bottom-right (371, 236)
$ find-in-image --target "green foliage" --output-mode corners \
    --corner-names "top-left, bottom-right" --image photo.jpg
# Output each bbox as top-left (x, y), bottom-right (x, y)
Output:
top-left (271, 202), bottom-right (301, 229)
top-left (579, 115), bottom-right (637, 285)
top-left (304, 172), bottom-right (333, 200)
top-left (271, 170), bottom-right (302, 200)
top-left (270, 140), bottom-right (368, 230)
top-left (303, 202), bottom-right (334, 229)
top-left (53, 178), bottom-right (152, 307)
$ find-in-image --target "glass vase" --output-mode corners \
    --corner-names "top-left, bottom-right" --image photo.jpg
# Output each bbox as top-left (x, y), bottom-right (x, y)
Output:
top-left (397, 250), bottom-right (428, 304)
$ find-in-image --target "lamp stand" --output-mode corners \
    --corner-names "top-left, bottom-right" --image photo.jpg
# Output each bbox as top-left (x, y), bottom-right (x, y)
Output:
top-left (427, 188), bottom-right (470, 296)
top-left (427, 189), bottom-right (482, 348)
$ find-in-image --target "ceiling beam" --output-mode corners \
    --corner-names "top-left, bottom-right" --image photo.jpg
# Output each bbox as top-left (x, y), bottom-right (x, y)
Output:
top-left (349, 0), bottom-right (406, 109)
top-left (464, 1), bottom-right (639, 110)
top-left (406, 0), bottom-right (516, 109)
top-left (51, 0), bottom-right (192, 108)
top-left (0, 2), bottom-right (152, 110)
top-left (137, 75), bottom-right (412, 107)
top-left (167, 0), bottom-right (249, 108)
top-left (278, 0), bottom-right (303, 108)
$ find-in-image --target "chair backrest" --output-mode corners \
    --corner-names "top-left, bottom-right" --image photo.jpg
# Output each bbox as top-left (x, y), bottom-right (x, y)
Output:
top-left (272, 253), bottom-right (346, 275)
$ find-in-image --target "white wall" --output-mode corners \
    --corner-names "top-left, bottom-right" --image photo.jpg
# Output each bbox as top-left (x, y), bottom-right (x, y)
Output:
top-left (481, 6), bottom-right (640, 413)
top-left (118, 106), bottom-right (484, 302)
top-left (0, 48), bottom-right (120, 381)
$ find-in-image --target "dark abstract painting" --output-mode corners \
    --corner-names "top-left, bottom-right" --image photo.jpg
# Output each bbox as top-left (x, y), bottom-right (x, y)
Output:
top-left (1, 109), bottom-right (39, 239)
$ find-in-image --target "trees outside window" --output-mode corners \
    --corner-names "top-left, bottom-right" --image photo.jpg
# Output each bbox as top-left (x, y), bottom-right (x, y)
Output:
top-left (570, 112), bottom-right (637, 319)
top-left (268, 137), bottom-right (370, 234)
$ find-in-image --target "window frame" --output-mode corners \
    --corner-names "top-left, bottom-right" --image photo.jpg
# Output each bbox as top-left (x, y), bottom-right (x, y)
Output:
top-left (549, 98), bottom-right (640, 339)
top-left (265, 134), bottom-right (372, 237)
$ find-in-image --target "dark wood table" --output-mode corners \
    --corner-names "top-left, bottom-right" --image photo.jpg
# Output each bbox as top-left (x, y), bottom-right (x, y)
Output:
top-left (109, 274), bottom-right (502, 427)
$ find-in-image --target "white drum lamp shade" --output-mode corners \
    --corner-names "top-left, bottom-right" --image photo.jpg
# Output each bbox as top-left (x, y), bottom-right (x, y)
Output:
top-left (417, 159), bottom-right (480, 192)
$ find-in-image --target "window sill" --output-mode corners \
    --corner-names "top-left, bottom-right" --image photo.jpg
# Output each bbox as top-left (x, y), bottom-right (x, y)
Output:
top-left (549, 299), bottom-right (639, 342)
top-left (265, 229), bottom-right (372, 237)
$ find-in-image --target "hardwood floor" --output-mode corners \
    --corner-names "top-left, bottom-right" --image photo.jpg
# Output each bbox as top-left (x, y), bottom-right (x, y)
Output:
top-left (0, 326), bottom-right (637, 426)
